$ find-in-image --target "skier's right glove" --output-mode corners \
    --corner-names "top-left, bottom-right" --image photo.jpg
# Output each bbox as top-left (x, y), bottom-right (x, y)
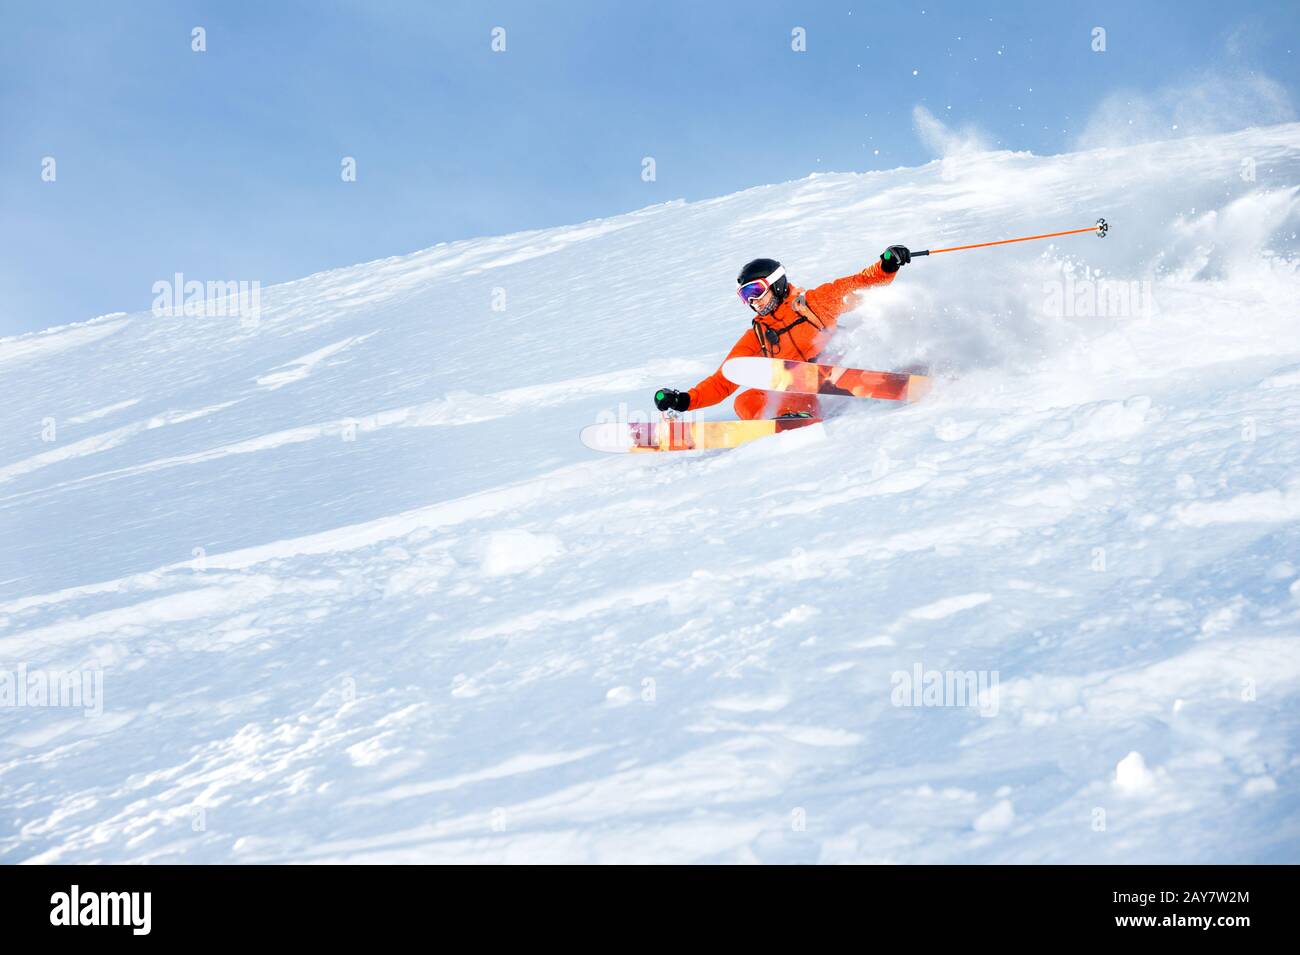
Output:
top-left (654, 388), bottom-right (690, 412)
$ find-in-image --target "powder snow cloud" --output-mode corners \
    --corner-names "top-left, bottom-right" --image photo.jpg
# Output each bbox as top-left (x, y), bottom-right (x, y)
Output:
top-left (912, 105), bottom-right (993, 159)
top-left (1073, 71), bottom-right (1295, 150)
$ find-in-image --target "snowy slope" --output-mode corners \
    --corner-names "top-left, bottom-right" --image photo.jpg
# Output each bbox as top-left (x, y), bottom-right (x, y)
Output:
top-left (2, 124), bottom-right (1299, 863)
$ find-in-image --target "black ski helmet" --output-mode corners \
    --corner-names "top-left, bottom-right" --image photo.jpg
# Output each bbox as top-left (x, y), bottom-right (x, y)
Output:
top-left (737, 257), bottom-right (788, 305)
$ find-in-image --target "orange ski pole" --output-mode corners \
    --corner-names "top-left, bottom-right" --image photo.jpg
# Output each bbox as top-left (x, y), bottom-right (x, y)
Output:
top-left (910, 218), bottom-right (1108, 257)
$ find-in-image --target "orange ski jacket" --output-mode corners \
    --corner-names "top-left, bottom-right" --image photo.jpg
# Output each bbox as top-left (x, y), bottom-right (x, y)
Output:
top-left (687, 260), bottom-right (897, 410)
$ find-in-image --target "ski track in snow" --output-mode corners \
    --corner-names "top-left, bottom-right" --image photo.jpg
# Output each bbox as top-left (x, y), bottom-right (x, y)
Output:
top-left (1, 125), bottom-right (1300, 862)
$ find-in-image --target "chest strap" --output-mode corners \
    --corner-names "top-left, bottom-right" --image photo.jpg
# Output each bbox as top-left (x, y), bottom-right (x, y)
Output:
top-left (752, 294), bottom-right (826, 357)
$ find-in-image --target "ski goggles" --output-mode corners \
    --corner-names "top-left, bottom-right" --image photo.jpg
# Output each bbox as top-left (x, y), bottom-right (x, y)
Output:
top-left (736, 265), bottom-right (785, 304)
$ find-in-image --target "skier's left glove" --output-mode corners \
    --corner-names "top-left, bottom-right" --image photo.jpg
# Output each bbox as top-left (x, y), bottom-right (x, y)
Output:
top-left (880, 245), bottom-right (911, 273)
top-left (654, 388), bottom-right (690, 412)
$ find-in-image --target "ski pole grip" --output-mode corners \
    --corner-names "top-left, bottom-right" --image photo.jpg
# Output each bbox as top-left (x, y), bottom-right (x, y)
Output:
top-left (912, 250), bottom-right (930, 257)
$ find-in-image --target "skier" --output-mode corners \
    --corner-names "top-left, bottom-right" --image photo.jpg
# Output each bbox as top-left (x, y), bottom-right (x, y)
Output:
top-left (653, 246), bottom-right (912, 420)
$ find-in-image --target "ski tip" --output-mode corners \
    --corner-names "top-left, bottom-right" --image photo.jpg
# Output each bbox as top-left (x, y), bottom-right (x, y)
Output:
top-left (579, 422), bottom-right (635, 453)
top-left (721, 355), bottom-right (778, 390)
top-left (720, 356), bottom-right (748, 384)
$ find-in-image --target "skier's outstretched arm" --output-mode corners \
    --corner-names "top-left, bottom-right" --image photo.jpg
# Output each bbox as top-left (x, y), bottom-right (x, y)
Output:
top-left (803, 245), bottom-right (911, 324)
top-left (653, 329), bottom-right (761, 412)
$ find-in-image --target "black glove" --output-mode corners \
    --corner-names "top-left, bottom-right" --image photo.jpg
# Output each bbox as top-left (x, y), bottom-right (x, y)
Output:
top-left (653, 388), bottom-right (690, 412)
top-left (880, 245), bottom-right (911, 273)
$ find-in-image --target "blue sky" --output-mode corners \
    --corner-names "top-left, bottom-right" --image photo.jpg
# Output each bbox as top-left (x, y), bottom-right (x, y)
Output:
top-left (1, 0), bottom-right (1296, 335)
